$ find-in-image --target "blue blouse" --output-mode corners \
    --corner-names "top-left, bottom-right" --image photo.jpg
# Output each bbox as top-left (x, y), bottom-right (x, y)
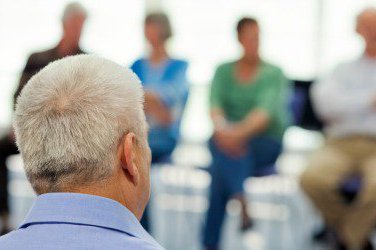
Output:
top-left (131, 58), bottom-right (189, 154)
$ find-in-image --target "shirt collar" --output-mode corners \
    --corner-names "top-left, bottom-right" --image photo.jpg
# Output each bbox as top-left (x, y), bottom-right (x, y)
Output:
top-left (19, 193), bottom-right (159, 246)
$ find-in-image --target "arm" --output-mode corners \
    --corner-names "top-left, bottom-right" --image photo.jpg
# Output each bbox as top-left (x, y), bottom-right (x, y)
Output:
top-left (233, 109), bottom-right (270, 139)
top-left (150, 62), bottom-right (188, 125)
top-left (209, 66), bottom-right (226, 129)
top-left (131, 59), bottom-right (174, 126)
top-left (210, 108), bottom-right (227, 131)
top-left (144, 91), bottom-right (173, 126)
top-left (209, 66), bottom-right (247, 156)
top-left (153, 62), bottom-right (189, 109)
top-left (233, 70), bottom-right (289, 140)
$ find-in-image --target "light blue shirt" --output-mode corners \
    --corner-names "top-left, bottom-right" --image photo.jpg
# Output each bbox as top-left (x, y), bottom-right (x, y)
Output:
top-left (0, 193), bottom-right (164, 250)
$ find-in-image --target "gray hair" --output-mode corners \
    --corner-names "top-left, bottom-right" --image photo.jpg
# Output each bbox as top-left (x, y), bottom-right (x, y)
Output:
top-left (145, 12), bottom-right (172, 41)
top-left (14, 55), bottom-right (148, 194)
top-left (62, 2), bottom-right (87, 22)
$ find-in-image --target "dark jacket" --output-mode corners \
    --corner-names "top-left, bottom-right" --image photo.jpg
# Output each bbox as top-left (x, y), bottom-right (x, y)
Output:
top-left (14, 46), bottom-right (85, 108)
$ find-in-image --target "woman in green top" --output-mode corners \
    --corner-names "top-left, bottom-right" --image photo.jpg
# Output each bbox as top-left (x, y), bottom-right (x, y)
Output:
top-left (202, 17), bottom-right (290, 249)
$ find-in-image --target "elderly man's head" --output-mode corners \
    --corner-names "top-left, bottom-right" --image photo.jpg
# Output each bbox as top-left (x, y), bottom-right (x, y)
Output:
top-left (14, 55), bottom-right (151, 219)
top-left (357, 8), bottom-right (376, 47)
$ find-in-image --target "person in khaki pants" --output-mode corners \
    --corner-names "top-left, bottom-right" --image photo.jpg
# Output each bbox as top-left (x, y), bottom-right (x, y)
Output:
top-left (300, 8), bottom-right (376, 250)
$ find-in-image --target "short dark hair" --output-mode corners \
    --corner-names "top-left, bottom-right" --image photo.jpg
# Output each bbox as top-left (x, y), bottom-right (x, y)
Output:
top-left (236, 17), bottom-right (258, 34)
top-left (145, 12), bottom-right (172, 41)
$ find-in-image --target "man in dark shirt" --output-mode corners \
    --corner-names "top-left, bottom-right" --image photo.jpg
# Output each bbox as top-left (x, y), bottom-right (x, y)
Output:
top-left (0, 2), bottom-right (87, 234)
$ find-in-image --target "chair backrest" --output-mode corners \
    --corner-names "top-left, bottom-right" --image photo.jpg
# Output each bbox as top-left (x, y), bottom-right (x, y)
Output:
top-left (254, 80), bottom-right (324, 177)
top-left (290, 80), bottom-right (323, 131)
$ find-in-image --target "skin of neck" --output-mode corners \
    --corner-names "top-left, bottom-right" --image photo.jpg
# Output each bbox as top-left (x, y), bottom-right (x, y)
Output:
top-left (240, 53), bottom-right (260, 66)
top-left (57, 35), bottom-right (80, 57)
top-left (150, 43), bottom-right (168, 63)
top-left (61, 170), bottom-right (143, 220)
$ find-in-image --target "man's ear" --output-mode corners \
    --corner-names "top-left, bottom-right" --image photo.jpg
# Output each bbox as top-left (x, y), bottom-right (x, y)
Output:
top-left (121, 132), bottom-right (140, 186)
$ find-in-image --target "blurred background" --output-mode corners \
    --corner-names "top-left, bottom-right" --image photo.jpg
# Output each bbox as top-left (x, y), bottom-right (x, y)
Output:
top-left (1, 0), bottom-right (376, 249)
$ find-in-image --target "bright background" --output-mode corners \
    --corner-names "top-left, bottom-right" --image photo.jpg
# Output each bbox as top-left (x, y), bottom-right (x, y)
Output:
top-left (0, 0), bottom-right (375, 136)
top-left (2, 1), bottom-right (376, 249)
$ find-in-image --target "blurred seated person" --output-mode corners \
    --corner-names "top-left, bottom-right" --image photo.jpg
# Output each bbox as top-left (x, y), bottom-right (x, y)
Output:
top-left (0, 55), bottom-right (163, 250)
top-left (131, 12), bottom-right (188, 233)
top-left (0, 2), bottom-right (87, 235)
top-left (131, 12), bottom-right (188, 164)
top-left (300, 8), bottom-right (376, 250)
top-left (202, 17), bottom-right (290, 250)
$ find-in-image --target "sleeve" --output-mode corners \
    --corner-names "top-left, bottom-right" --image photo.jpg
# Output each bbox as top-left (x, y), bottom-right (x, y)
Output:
top-left (256, 68), bottom-right (290, 116)
top-left (209, 66), bottom-right (225, 110)
top-left (130, 59), bottom-right (144, 83)
top-left (311, 66), bottom-right (373, 121)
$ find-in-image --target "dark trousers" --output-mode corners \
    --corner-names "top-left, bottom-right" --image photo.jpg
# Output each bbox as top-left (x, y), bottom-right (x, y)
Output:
top-left (0, 135), bottom-right (18, 214)
top-left (202, 136), bottom-right (282, 248)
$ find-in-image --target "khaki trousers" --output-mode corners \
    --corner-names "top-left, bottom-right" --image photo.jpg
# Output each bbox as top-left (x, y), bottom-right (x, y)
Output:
top-left (300, 136), bottom-right (376, 249)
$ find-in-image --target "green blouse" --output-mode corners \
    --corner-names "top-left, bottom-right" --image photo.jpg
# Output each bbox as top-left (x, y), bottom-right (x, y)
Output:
top-left (210, 61), bottom-right (290, 139)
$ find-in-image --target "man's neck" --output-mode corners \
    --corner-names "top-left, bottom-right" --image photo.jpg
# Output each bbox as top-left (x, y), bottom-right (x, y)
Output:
top-left (61, 179), bottom-right (142, 220)
top-left (57, 38), bottom-right (80, 57)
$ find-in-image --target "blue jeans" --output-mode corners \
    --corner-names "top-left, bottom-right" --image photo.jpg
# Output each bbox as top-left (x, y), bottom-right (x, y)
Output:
top-left (148, 129), bottom-right (177, 164)
top-left (202, 136), bottom-right (282, 248)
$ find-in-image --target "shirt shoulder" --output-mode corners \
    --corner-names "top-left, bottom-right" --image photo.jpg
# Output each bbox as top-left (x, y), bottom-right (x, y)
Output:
top-left (131, 58), bottom-right (145, 69)
top-left (258, 61), bottom-right (287, 90)
top-left (128, 238), bottom-right (164, 250)
top-left (167, 58), bottom-right (188, 73)
top-left (261, 61), bottom-right (284, 76)
top-left (216, 61), bottom-right (234, 71)
top-left (0, 229), bottom-right (23, 249)
top-left (24, 48), bottom-right (56, 72)
top-left (169, 58), bottom-right (188, 66)
top-left (110, 231), bottom-right (164, 250)
top-left (130, 58), bottom-right (147, 79)
top-left (213, 62), bottom-right (234, 81)
top-left (0, 225), bottom-right (164, 250)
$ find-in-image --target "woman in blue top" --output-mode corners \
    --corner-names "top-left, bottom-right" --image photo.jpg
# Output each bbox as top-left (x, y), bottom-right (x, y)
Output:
top-left (131, 12), bottom-right (188, 232)
top-left (131, 12), bottom-right (188, 164)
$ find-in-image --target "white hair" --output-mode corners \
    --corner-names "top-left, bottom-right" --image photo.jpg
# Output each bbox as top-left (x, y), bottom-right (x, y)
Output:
top-left (14, 55), bottom-right (148, 194)
top-left (62, 2), bottom-right (87, 22)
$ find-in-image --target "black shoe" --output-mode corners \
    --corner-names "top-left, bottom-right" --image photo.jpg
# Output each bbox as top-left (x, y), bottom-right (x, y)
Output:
top-left (240, 218), bottom-right (253, 232)
top-left (313, 226), bottom-right (329, 242)
top-left (327, 230), bottom-right (347, 250)
top-left (331, 239), bottom-right (347, 250)
top-left (362, 240), bottom-right (374, 250)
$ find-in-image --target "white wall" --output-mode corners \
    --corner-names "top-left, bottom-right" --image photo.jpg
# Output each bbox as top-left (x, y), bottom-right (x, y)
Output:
top-left (2, 0), bottom-right (376, 139)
